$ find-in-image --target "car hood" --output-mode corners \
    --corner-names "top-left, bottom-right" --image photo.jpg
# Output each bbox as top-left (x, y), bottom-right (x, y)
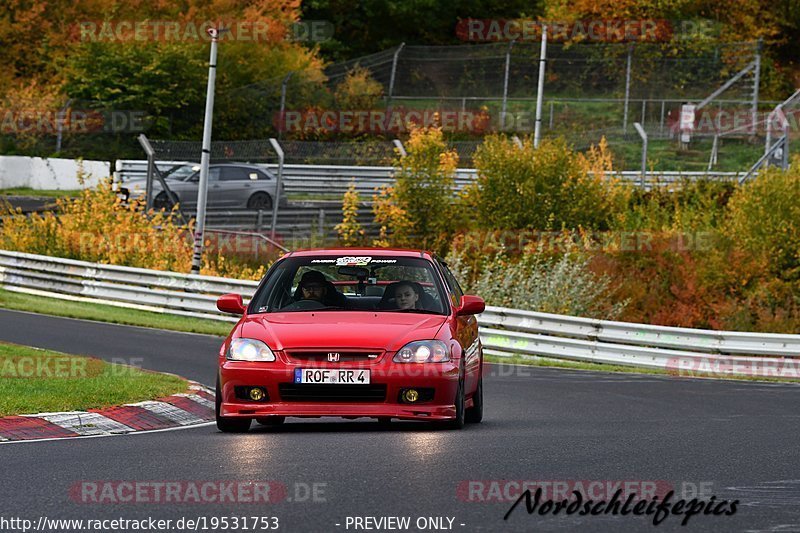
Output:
top-left (238, 312), bottom-right (448, 352)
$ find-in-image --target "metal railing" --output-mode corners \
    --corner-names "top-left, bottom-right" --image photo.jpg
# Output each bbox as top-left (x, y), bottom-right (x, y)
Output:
top-left (2, 250), bottom-right (797, 371)
top-left (115, 160), bottom-right (745, 197)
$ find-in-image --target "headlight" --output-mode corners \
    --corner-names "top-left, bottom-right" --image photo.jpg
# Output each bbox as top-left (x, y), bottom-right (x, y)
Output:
top-left (393, 340), bottom-right (450, 363)
top-left (227, 338), bottom-right (276, 361)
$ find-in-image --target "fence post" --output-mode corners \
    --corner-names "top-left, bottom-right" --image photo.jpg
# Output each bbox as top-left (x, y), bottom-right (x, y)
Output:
top-left (500, 39), bottom-right (515, 131)
top-left (623, 44), bottom-right (633, 135)
top-left (534, 25), bottom-right (548, 148)
top-left (278, 72), bottom-right (294, 141)
top-left (708, 134), bottom-right (719, 170)
top-left (751, 39), bottom-right (762, 137)
top-left (55, 98), bottom-right (72, 153)
top-left (549, 101), bottom-right (554, 129)
top-left (268, 138), bottom-right (284, 241)
top-left (387, 43), bottom-right (405, 109)
top-left (659, 100), bottom-right (666, 135)
top-left (138, 134), bottom-right (155, 211)
top-left (634, 122), bottom-right (647, 188)
top-left (318, 208), bottom-right (325, 239)
top-left (393, 139), bottom-right (407, 157)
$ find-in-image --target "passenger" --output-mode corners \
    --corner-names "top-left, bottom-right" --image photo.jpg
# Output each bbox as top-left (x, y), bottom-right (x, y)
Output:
top-left (394, 281), bottom-right (421, 310)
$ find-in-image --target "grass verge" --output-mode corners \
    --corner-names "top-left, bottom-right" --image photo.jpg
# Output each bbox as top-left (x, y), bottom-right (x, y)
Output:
top-left (0, 288), bottom-right (231, 336)
top-left (0, 342), bottom-right (188, 416)
top-left (0, 187), bottom-right (82, 198)
top-left (485, 354), bottom-right (800, 383)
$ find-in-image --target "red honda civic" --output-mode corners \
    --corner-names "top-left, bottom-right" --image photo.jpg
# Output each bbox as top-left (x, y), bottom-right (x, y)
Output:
top-left (214, 248), bottom-right (485, 432)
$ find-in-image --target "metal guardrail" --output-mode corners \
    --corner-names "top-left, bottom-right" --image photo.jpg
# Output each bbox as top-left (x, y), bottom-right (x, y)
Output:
top-left (1, 250), bottom-right (797, 373)
top-left (114, 160), bottom-right (745, 198)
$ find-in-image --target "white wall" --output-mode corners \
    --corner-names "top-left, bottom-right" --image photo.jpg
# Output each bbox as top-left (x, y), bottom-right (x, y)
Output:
top-left (0, 156), bottom-right (110, 190)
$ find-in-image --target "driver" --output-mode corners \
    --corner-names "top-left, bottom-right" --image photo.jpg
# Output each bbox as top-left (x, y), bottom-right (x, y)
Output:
top-left (298, 270), bottom-right (329, 302)
top-left (295, 270), bottom-right (347, 307)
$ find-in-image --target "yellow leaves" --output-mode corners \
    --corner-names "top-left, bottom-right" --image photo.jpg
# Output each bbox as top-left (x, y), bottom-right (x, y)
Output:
top-left (335, 182), bottom-right (365, 246)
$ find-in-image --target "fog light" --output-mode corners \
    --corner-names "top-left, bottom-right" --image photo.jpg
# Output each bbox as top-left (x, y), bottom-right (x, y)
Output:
top-left (249, 388), bottom-right (265, 401)
top-left (403, 389), bottom-right (419, 403)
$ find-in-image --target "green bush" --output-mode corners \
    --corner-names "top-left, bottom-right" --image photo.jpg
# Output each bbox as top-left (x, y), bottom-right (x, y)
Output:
top-left (373, 127), bottom-right (460, 253)
top-left (725, 161), bottom-right (800, 281)
top-left (446, 241), bottom-right (627, 319)
top-left (616, 178), bottom-right (735, 233)
top-left (469, 135), bottom-right (628, 231)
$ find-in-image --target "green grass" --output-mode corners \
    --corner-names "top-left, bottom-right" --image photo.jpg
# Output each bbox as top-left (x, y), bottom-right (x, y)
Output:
top-left (0, 342), bottom-right (188, 416)
top-left (0, 288), bottom-right (231, 336)
top-left (0, 187), bottom-right (82, 198)
top-left (485, 354), bottom-right (800, 383)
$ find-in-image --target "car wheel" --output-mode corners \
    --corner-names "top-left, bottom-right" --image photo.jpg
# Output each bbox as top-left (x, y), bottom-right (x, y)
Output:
top-left (247, 192), bottom-right (273, 210)
top-left (255, 416), bottom-right (285, 427)
top-left (441, 372), bottom-right (465, 430)
top-left (215, 377), bottom-right (251, 433)
top-left (465, 375), bottom-right (483, 424)
top-left (153, 192), bottom-right (172, 210)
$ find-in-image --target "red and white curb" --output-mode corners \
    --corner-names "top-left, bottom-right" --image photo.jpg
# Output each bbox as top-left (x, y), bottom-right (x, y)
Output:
top-left (0, 381), bottom-right (214, 442)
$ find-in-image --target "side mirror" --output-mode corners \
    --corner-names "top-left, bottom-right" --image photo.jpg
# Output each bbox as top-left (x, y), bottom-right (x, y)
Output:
top-left (217, 293), bottom-right (246, 315)
top-left (456, 295), bottom-right (485, 316)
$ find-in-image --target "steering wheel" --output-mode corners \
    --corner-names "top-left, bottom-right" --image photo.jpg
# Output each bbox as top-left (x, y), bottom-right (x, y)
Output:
top-left (281, 299), bottom-right (327, 311)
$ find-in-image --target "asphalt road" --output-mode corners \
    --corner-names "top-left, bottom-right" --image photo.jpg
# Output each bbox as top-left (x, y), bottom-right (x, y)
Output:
top-left (1, 309), bottom-right (799, 533)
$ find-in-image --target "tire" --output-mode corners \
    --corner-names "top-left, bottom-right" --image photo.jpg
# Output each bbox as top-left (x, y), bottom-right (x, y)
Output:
top-left (255, 416), bottom-right (285, 427)
top-left (247, 192), bottom-right (273, 210)
top-left (153, 192), bottom-right (172, 210)
top-left (215, 377), bottom-right (251, 433)
top-left (440, 371), bottom-right (465, 430)
top-left (465, 375), bottom-right (483, 424)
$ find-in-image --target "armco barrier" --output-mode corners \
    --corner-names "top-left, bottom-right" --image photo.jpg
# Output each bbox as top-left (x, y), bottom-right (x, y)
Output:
top-left (1, 250), bottom-right (797, 372)
top-left (114, 160), bottom-right (745, 197)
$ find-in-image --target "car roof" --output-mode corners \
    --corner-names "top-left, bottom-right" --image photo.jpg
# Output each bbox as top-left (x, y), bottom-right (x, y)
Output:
top-left (285, 248), bottom-right (436, 260)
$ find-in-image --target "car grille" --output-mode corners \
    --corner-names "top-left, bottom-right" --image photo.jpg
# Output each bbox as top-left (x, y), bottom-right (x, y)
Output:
top-left (278, 383), bottom-right (387, 403)
top-left (284, 350), bottom-right (383, 363)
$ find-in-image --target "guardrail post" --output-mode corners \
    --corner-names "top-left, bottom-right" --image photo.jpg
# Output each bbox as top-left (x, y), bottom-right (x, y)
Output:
top-left (268, 138), bottom-right (284, 241)
top-left (318, 208), bottom-right (325, 239)
top-left (256, 209), bottom-right (264, 232)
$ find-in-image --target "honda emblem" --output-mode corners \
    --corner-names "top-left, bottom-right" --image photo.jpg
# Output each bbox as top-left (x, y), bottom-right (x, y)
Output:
top-left (327, 352), bottom-right (340, 362)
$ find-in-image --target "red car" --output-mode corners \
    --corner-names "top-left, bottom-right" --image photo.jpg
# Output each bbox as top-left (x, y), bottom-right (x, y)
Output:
top-left (214, 248), bottom-right (485, 431)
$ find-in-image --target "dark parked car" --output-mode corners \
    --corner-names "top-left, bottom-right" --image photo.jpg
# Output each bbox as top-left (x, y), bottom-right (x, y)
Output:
top-left (119, 163), bottom-right (285, 211)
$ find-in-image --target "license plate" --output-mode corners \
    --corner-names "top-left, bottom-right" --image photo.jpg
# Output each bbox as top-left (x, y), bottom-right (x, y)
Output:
top-left (294, 368), bottom-right (370, 385)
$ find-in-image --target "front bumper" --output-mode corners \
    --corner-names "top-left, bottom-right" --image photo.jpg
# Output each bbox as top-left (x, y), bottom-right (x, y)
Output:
top-left (219, 360), bottom-right (460, 421)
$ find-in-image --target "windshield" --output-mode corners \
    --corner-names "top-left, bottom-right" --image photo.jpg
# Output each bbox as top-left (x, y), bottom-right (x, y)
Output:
top-left (249, 255), bottom-right (448, 315)
top-left (158, 164), bottom-right (199, 180)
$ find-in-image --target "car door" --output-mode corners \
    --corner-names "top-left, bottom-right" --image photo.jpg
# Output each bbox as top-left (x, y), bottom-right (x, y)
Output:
top-left (177, 167), bottom-right (220, 210)
top-left (437, 259), bottom-right (481, 394)
top-left (217, 166), bottom-right (260, 208)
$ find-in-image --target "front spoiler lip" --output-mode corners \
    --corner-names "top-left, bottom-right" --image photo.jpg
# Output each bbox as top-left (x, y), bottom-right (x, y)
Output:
top-left (220, 402), bottom-right (457, 420)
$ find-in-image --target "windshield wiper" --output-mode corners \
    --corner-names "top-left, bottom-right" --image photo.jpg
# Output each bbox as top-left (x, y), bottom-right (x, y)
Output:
top-left (378, 308), bottom-right (436, 314)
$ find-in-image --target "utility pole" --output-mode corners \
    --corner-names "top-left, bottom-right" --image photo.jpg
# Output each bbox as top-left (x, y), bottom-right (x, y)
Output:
top-left (533, 25), bottom-right (547, 148)
top-left (191, 26), bottom-right (227, 274)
